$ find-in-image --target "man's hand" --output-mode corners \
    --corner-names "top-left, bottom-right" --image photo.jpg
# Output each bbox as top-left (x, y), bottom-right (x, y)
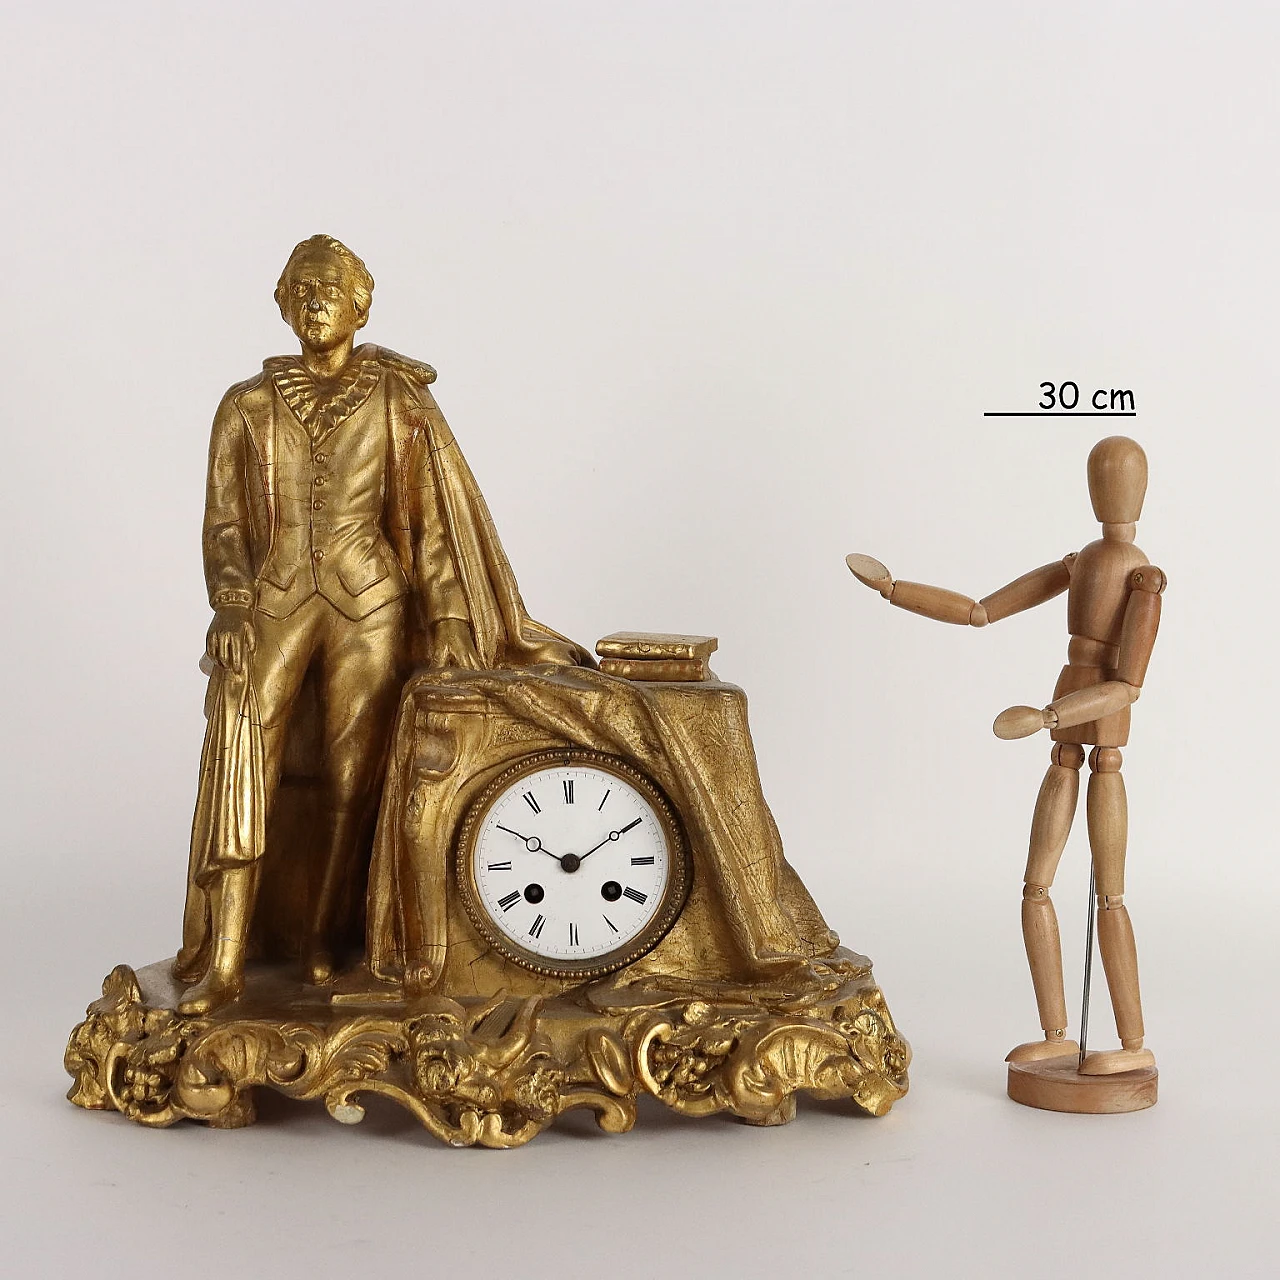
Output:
top-left (206, 605), bottom-right (256, 673)
top-left (432, 617), bottom-right (481, 669)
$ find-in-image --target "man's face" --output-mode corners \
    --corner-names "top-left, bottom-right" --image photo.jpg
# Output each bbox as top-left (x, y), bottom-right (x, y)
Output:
top-left (281, 254), bottom-right (363, 353)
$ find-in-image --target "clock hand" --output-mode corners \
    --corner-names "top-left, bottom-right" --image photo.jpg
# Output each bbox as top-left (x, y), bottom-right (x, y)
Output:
top-left (579, 817), bottom-right (643, 861)
top-left (495, 823), bottom-right (562, 863)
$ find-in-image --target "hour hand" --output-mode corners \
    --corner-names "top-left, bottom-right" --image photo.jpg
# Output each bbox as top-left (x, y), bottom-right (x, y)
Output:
top-left (495, 824), bottom-right (561, 862)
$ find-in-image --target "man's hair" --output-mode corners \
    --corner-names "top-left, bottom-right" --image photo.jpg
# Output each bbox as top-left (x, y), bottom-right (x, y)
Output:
top-left (274, 234), bottom-right (375, 318)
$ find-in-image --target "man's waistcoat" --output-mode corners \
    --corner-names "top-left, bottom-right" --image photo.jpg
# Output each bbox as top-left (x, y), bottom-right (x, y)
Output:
top-left (257, 371), bottom-right (409, 621)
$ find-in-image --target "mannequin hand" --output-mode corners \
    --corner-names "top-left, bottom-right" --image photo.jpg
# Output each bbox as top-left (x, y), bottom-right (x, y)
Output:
top-left (206, 605), bottom-right (255, 673)
top-left (432, 618), bottom-right (481, 669)
top-left (993, 705), bottom-right (1055, 740)
top-left (846, 553), bottom-right (894, 599)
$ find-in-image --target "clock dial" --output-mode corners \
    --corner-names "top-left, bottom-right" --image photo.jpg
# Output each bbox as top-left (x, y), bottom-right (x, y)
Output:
top-left (458, 750), bottom-right (689, 978)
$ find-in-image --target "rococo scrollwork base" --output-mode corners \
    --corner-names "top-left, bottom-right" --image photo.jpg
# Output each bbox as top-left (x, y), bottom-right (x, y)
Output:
top-left (65, 955), bottom-right (909, 1148)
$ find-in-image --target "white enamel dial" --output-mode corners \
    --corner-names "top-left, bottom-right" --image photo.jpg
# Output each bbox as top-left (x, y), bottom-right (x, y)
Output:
top-left (458, 751), bottom-right (689, 977)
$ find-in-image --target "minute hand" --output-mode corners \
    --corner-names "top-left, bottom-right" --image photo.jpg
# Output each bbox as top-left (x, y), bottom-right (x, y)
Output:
top-left (579, 817), bottom-right (643, 861)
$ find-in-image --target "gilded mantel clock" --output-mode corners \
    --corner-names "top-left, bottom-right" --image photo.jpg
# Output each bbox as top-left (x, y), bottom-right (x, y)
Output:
top-left (63, 240), bottom-right (907, 1149)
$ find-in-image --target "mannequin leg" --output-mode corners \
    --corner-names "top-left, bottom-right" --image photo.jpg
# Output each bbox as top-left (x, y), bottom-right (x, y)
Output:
top-left (1007, 744), bottom-right (1085, 1063)
top-left (1080, 747), bottom-right (1155, 1075)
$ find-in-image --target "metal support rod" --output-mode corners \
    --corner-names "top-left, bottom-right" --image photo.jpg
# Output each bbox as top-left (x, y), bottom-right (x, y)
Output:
top-left (1078, 863), bottom-right (1097, 1069)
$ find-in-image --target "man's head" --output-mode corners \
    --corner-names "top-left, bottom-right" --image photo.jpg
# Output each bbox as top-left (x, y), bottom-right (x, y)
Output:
top-left (275, 235), bottom-right (375, 353)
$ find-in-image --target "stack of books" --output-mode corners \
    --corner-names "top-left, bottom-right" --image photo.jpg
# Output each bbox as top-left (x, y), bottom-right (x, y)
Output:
top-left (595, 632), bottom-right (718, 682)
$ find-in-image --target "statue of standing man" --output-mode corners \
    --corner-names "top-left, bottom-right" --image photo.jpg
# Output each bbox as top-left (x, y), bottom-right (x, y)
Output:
top-left (175, 235), bottom-right (589, 1014)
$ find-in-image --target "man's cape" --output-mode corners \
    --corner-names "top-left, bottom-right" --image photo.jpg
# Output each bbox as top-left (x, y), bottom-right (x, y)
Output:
top-left (379, 349), bottom-right (592, 670)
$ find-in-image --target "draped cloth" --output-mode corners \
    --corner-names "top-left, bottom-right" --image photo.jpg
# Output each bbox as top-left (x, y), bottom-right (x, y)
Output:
top-left (189, 665), bottom-right (266, 883)
top-left (366, 665), bottom-right (840, 987)
top-left (177, 664), bottom-right (267, 978)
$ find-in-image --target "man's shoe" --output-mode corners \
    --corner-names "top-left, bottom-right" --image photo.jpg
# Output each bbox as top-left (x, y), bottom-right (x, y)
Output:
top-left (177, 972), bottom-right (244, 1016)
top-left (302, 948), bottom-right (337, 986)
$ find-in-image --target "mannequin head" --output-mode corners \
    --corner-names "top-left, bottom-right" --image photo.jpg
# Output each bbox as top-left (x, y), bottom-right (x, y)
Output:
top-left (1087, 436), bottom-right (1147, 525)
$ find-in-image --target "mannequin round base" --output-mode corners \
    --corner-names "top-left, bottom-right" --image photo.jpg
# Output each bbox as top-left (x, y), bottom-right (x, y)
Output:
top-left (1007, 1056), bottom-right (1157, 1114)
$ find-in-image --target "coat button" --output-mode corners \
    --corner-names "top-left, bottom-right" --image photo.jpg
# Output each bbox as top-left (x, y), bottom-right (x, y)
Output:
top-left (313, 549), bottom-right (325, 561)
top-left (314, 476), bottom-right (326, 487)
top-left (314, 452), bottom-right (328, 465)
top-left (313, 499), bottom-right (325, 510)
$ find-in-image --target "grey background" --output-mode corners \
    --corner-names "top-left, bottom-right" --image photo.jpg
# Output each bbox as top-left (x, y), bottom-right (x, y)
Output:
top-left (1, 2), bottom-right (1273, 1276)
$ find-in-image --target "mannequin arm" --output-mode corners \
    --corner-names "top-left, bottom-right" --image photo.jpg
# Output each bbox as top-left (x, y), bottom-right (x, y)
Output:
top-left (979, 558), bottom-right (1073, 622)
top-left (846, 554), bottom-right (1071, 628)
top-left (994, 681), bottom-right (1138, 739)
top-left (1114, 566), bottom-right (1165, 687)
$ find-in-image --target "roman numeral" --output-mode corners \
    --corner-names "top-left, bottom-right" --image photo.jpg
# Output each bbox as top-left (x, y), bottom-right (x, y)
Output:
top-left (563, 779), bottom-right (574, 804)
top-left (487, 861), bottom-right (512, 871)
top-left (623, 887), bottom-right (648, 905)
top-left (598, 788), bottom-right (611, 810)
top-left (498, 891), bottom-right (521, 912)
top-left (630, 856), bottom-right (655, 865)
top-left (529, 913), bottom-right (546, 939)
top-left (523, 791), bottom-right (541, 814)
top-left (603, 915), bottom-right (619, 933)
top-left (569, 922), bottom-right (579, 946)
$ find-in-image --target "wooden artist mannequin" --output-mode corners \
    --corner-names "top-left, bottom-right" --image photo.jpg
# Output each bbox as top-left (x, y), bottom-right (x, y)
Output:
top-left (848, 436), bottom-right (1163, 1084)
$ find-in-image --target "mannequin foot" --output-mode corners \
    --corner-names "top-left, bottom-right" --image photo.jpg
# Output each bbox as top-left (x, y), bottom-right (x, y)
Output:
top-left (1079, 1046), bottom-right (1156, 1075)
top-left (303, 948), bottom-right (337, 986)
top-left (1006, 1036), bottom-right (1079, 1064)
top-left (177, 972), bottom-right (243, 1016)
